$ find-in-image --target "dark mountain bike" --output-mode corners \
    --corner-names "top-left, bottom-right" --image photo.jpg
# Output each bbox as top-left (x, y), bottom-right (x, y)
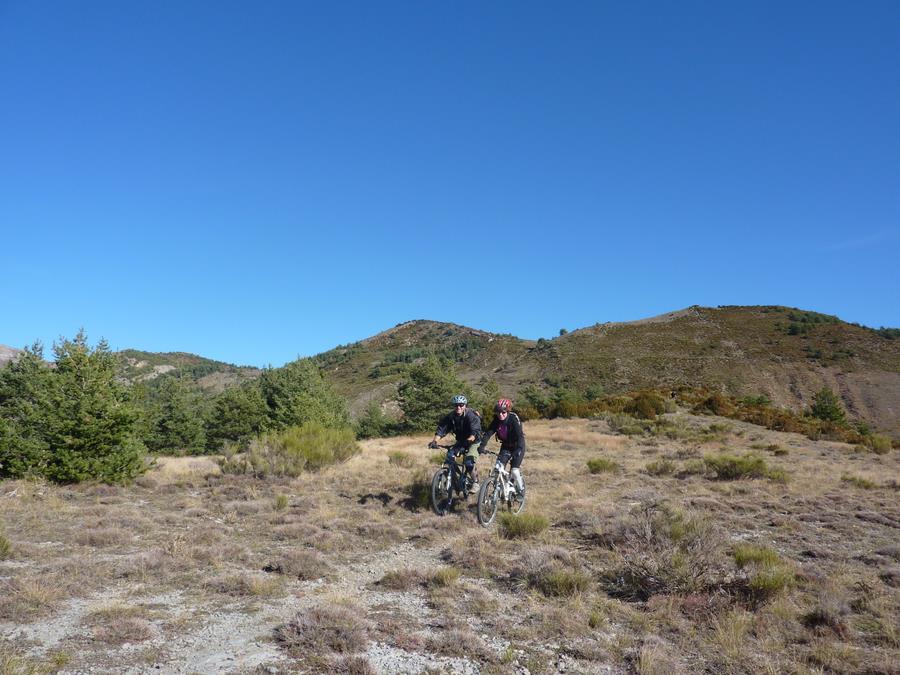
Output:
top-left (430, 444), bottom-right (476, 516)
top-left (476, 450), bottom-right (526, 526)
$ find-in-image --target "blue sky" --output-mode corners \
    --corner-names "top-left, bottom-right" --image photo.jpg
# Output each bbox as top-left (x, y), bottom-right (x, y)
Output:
top-left (2, 1), bottom-right (898, 367)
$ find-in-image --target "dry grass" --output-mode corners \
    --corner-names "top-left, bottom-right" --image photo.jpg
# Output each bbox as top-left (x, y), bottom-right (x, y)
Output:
top-left (274, 605), bottom-right (368, 657)
top-left (0, 415), bottom-right (896, 673)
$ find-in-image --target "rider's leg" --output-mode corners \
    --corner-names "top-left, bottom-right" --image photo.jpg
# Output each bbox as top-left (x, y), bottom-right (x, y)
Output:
top-left (464, 443), bottom-right (479, 492)
top-left (510, 448), bottom-right (526, 494)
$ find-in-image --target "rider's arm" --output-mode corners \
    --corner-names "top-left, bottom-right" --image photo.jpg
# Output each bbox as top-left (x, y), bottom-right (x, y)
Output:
top-left (468, 410), bottom-right (482, 444)
top-left (478, 417), bottom-right (497, 452)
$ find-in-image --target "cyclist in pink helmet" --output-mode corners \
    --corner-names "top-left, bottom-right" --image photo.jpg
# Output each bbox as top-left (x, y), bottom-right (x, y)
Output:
top-left (478, 399), bottom-right (526, 499)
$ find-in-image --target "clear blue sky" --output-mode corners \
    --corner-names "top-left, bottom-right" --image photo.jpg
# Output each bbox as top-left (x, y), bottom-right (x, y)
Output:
top-left (2, 1), bottom-right (898, 367)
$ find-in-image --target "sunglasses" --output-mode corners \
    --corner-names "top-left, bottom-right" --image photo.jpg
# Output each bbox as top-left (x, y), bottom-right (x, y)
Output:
top-left (454, 403), bottom-right (466, 408)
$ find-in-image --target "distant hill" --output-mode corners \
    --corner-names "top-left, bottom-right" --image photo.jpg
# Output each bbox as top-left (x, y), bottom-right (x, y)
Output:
top-left (5, 305), bottom-right (899, 433)
top-left (115, 349), bottom-right (261, 393)
top-left (311, 306), bottom-right (900, 435)
top-left (0, 345), bottom-right (23, 368)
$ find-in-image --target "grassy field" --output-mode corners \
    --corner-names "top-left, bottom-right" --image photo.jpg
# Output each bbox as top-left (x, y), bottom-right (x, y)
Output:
top-left (1, 412), bottom-right (898, 674)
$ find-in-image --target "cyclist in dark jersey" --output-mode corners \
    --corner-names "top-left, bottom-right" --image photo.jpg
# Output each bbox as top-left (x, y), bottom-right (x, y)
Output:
top-left (478, 398), bottom-right (526, 499)
top-left (429, 394), bottom-right (482, 492)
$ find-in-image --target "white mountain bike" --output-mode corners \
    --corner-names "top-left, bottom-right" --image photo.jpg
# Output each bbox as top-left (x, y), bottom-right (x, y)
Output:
top-left (476, 451), bottom-right (526, 526)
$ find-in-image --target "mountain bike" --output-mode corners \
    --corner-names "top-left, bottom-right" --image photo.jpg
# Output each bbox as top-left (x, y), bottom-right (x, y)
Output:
top-left (476, 450), bottom-right (526, 526)
top-left (430, 444), bottom-right (476, 516)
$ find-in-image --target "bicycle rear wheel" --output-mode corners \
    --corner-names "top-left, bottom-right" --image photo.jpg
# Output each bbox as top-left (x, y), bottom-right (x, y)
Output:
top-left (431, 467), bottom-right (452, 516)
top-left (477, 476), bottom-right (500, 526)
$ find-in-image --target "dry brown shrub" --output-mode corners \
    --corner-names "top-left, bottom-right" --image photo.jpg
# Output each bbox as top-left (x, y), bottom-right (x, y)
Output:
top-left (206, 573), bottom-right (282, 597)
top-left (0, 577), bottom-right (66, 620)
top-left (275, 605), bottom-right (368, 656)
top-left (86, 605), bottom-right (155, 645)
top-left (376, 568), bottom-right (423, 591)
top-left (441, 532), bottom-right (514, 577)
top-left (602, 501), bottom-right (728, 600)
top-left (75, 527), bottom-right (131, 547)
top-left (264, 549), bottom-right (331, 580)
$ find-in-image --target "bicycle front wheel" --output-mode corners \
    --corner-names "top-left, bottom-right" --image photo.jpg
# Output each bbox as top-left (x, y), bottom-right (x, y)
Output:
top-left (477, 476), bottom-right (500, 526)
top-left (431, 467), bottom-right (452, 516)
top-left (509, 475), bottom-right (526, 515)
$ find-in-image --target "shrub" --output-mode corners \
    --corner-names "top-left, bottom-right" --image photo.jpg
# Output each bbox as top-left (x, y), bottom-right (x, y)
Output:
top-left (841, 473), bottom-right (877, 489)
top-left (428, 567), bottom-right (461, 587)
top-left (387, 451), bottom-right (415, 468)
top-left (704, 453), bottom-right (785, 481)
top-left (587, 458), bottom-right (621, 474)
top-left (0, 530), bottom-right (11, 560)
top-left (275, 605), bottom-right (368, 656)
top-left (645, 459), bottom-right (676, 476)
top-left (377, 569), bottom-right (422, 591)
top-left (499, 512), bottom-right (549, 539)
top-left (694, 393), bottom-right (734, 417)
top-left (603, 502), bottom-right (727, 600)
top-left (533, 568), bottom-right (591, 597)
top-left (864, 434), bottom-right (892, 454)
top-left (733, 544), bottom-right (781, 568)
top-left (274, 494), bottom-right (290, 511)
top-left (809, 387), bottom-right (846, 424)
top-left (402, 468), bottom-right (433, 511)
top-left (627, 392), bottom-right (666, 420)
top-left (220, 423), bottom-right (359, 477)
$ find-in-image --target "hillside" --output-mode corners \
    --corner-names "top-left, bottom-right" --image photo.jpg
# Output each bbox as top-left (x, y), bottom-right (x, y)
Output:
top-left (2, 415), bottom-right (897, 672)
top-left (115, 349), bottom-right (261, 393)
top-left (313, 307), bottom-right (900, 435)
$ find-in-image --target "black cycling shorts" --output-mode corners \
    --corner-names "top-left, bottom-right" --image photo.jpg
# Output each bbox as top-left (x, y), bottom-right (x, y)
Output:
top-left (497, 447), bottom-right (525, 469)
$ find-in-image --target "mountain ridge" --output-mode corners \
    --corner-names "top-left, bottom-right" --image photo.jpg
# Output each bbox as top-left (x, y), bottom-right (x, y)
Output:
top-left (3, 305), bottom-right (899, 433)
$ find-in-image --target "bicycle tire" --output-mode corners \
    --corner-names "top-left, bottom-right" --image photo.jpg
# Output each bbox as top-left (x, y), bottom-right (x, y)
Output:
top-left (509, 475), bottom-right (526, 515)
top-left (431, 467), bottom-right (452, 516)
top-left (477, 476), bottom-right (500, 526)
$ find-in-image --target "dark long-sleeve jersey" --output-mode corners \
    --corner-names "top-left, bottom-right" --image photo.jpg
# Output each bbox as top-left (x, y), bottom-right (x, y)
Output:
top-left (479, 411), bottom-right (525, 454)
top-left (435, 408), bottom-right (482, 445)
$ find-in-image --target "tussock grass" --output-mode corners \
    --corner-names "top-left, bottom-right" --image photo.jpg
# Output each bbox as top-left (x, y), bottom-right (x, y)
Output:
top-left (0, 577), bottom-right (66, 620)
top-left (265, 549), bottom-right (331, 580)
top-left (275, 605), bottom-right (368, 656)
top-left (645, 459), bottom-right (676, 476)
top-left (75, 527), bottom-right (130, 547)
top-left (427, 566), bottom-right (460, 587)
top-left (841, 473), bottom-right (877, 489)
top-left (377, 568), bottom-right (422, 591)
top-left (85, 604), bottom-right (155, 644)
top-left (273, 493), bottom-right (290, 510)
top-left (206, 573), bottom-right (283, 597)
top-left (733, 543), bottom-right (781, 568)
top-left (0, 531), bottom-right (11, 560)
top-left (499, 512), bottom-right (549, 539)
top-left (387, 451), bottom-right (416, 468)
top-left (587, 458), bottom-right (620, 474)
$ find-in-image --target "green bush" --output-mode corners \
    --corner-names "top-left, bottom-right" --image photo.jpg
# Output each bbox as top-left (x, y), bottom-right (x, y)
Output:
top-left (733, 544), bottom-right (781, 568)
top-left (587, 458), bottom-right (620, 474)
top-left (220, 423), bottom-right (359, 477)
top-left (499, 512), bottom-right (549, 539)
top-left (532, 568), bottom-right (591, 597)
top-left (863, 434), bottom-right (892, 454)
top-left (809, 387), bottom-right (846, 424)
top-left (704, 453), bottom-right (786, 481)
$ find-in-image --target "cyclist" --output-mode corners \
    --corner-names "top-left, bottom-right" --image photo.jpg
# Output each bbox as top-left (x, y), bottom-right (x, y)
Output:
top-left (477, 398), bottom-right (526, 499)
top-left (428, 394), bottom-right (482, 493)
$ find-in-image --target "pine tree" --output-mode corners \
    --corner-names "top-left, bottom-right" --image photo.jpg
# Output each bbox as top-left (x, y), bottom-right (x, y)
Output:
top-left (397, 356), bottom-right (467, 432)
